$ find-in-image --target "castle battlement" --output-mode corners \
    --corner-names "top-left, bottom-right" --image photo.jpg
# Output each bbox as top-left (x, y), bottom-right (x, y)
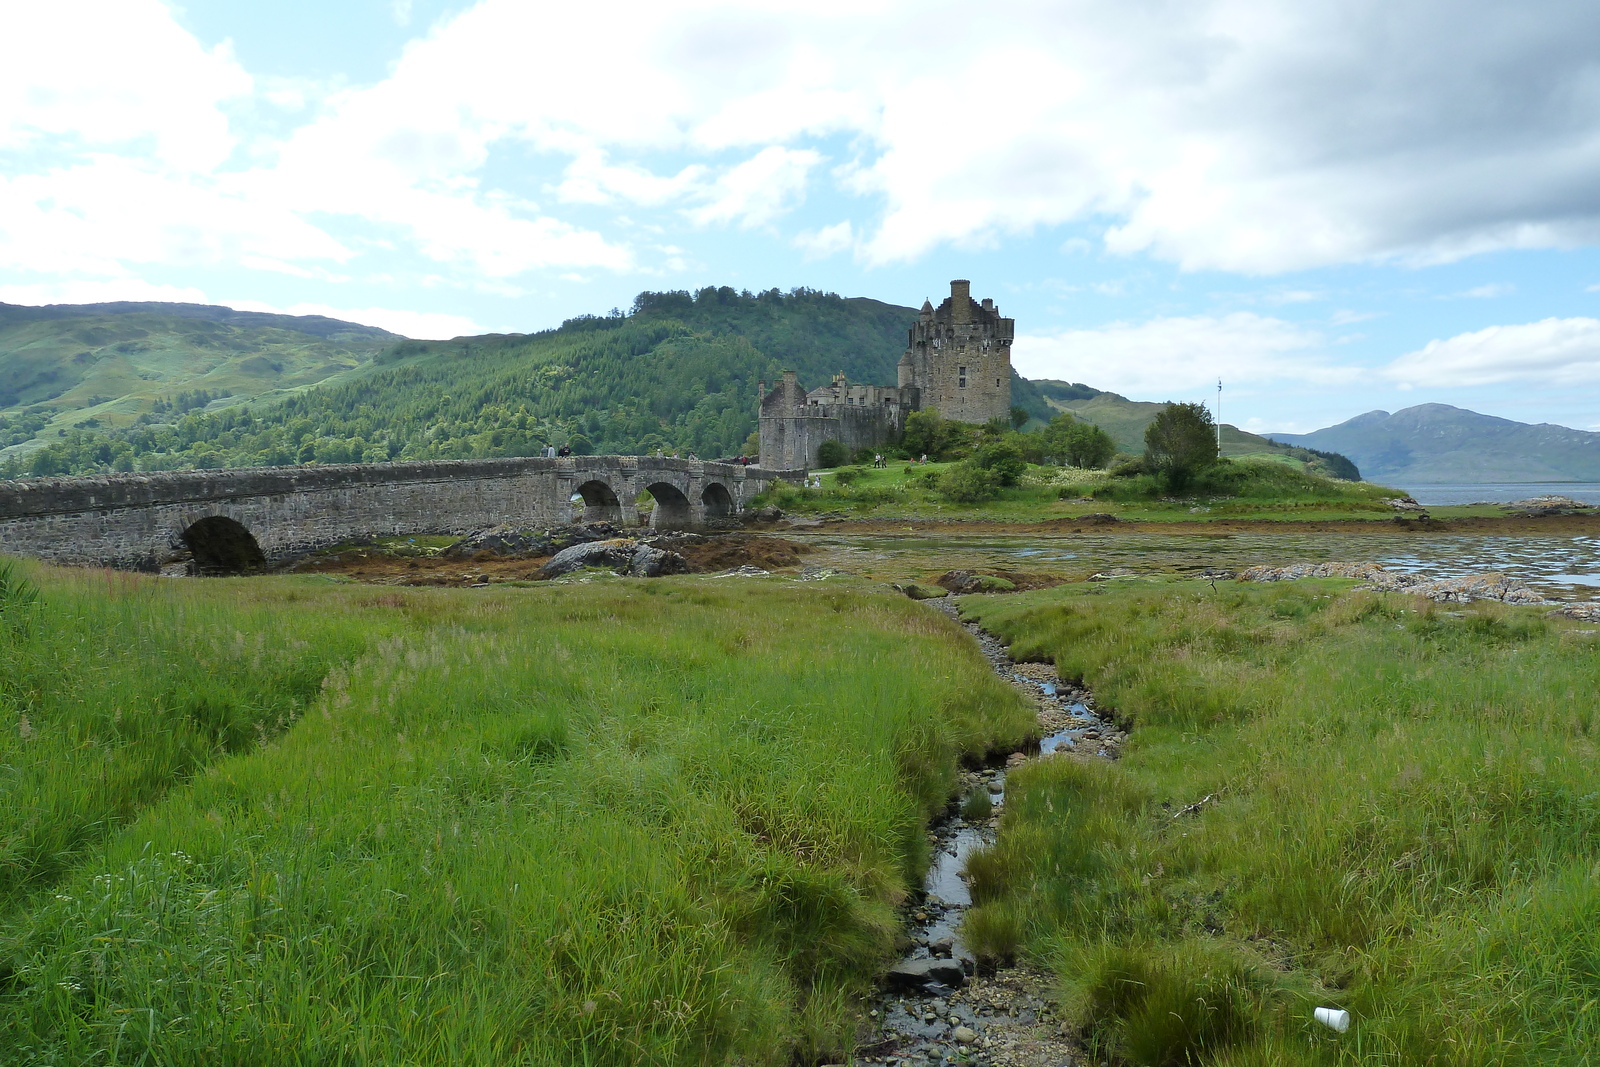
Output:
top-left (758, 281), bottom-right (1012, 469)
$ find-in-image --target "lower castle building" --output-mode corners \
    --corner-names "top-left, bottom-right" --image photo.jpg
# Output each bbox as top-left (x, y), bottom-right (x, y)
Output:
top-left (758, 280), bottom-right (1013, 469)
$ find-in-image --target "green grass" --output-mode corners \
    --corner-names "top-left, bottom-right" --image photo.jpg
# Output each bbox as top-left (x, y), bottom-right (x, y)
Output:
top-left (0, 562), bottom-right (1031, 1064)
top-left (755, 459), bottom-right (1402, 524)
top-left (959, 580), bottom-right (1600, 1065)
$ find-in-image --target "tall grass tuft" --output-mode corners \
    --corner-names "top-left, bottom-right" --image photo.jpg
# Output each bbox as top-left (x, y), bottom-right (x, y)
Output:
top-left (962, 580), bottom-right (1600, 1065)
top-left (0, 564), bottom-right (1031, 1063)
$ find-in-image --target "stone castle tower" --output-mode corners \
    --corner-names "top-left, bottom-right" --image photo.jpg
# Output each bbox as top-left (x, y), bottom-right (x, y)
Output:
top-left (898, 279), bottom-right (1014, 425)
top-left (757, 280), bottom-right (1013, 469)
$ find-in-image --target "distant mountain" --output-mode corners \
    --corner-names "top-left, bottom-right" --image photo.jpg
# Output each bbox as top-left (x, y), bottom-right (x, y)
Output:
top-left (1266, 404), bottom-right (1600, 483)
top-left (3, 287), bottom-right (1056, 478)
top-left (0, 301), bottom-right (399, 457)
top-left (1031, 383), bottom-right (1361, 479)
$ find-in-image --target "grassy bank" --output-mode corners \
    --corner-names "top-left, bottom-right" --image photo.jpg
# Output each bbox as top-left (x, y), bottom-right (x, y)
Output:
top-left (959, 580), bottom-right (1600, 1065)
top-left (755, 460), bottom-right (1400, 524)
top-left (0, 563), bottom-right (1031, 1064)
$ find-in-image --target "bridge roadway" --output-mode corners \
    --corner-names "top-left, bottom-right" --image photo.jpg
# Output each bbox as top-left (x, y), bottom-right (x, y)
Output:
top-left (0, 456), bottom-right (794, 574)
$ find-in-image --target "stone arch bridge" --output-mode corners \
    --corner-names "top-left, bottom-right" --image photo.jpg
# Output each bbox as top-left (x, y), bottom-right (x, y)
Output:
top-left (0, 457), bottom-right (794, 574)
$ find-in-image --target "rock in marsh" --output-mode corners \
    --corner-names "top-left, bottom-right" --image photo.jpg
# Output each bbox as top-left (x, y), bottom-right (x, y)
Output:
top-left (901, 582), bottom-right (948, 600)
top-left (886, 957), bottom-right (967, 990)
top-left (626, 543), bottom-right (692, 578)
top-left (445, 522), bottom-right (615, 560)
top-left (953, 1025), bottom-right (978, 1045)
top-left (539, 539), bottom-right (689, 580)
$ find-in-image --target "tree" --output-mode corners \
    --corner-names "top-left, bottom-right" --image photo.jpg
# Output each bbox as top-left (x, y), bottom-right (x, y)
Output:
top-left (816, 440), bottom-right (848, 468)
top-left (1143, 401), bottom-right (1217, 490)
top-left (971, 439), bottom-right (1026, 486)
top-left (901, 410), bottom-right (959, 460)
top-left (1041, 414), bottom-right (1115, 469)
top-left (1010, 405), bottom-right (1030, 430)
top-left (1064, 423), bottom-right (1115, 468)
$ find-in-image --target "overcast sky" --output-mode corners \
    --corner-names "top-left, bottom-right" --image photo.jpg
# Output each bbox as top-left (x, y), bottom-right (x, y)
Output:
top-left (5, 0), bottom-right (1600, 433)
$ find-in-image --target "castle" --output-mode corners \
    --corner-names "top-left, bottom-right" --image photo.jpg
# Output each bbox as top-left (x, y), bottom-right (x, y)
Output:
top-left (757, 280), bottom-right (1014, 469)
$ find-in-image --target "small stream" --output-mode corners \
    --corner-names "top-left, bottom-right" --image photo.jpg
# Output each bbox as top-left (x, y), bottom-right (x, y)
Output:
top-left (859, 596), bottom-right (1122, 1066)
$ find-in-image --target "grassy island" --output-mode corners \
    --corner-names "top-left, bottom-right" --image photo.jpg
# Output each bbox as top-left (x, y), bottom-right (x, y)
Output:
top-left (755, 457), bottom-right (1403, 525)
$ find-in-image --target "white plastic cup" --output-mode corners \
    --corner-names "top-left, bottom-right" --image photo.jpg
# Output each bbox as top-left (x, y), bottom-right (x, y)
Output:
top-left (1314, 1007), bottom-right (1350, 1033)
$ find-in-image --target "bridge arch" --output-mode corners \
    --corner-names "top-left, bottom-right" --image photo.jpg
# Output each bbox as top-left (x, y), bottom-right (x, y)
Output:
top-left (701, 481), bottom-right (735, 520)
top-left (572, 479), bottom-right (622, 523)
top-left (180, 516), bottom-right (266, 575)
top-left (644, 481), bottom-right (692, 530)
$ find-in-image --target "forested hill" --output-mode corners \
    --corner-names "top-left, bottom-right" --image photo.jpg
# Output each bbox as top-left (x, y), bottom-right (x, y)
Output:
top-left (0, 301), bottom-right (398, 463)
top-left (3, 287), bottom-right (1053, 477)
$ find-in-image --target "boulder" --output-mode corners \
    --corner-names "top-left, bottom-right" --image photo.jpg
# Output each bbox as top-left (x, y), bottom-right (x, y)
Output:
top-left (884, 956), bottom-right (967, 990)
top-left (937, 569), bottom-right (1018, 593)
top-left (626, 543), bottom-right (692, 578)
top-left (539, 539), bottom-right (690, 580)
top-left (901, 582), bottom-right (949, 600)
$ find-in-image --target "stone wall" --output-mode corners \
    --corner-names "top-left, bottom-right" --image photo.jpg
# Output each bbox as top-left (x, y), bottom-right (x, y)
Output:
top-left (0, 457), bottom-right (783, 571)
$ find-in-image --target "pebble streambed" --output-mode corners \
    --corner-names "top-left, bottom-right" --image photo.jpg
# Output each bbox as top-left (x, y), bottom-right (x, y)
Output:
top-left (854, 597), bottom-right (1123, 1067)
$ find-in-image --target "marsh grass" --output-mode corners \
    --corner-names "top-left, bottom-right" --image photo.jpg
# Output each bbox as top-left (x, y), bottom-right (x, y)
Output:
top-left (0, 565), bottom-right (1030, 1064)
top-left (962, 581), bottom-right (1600, 1065)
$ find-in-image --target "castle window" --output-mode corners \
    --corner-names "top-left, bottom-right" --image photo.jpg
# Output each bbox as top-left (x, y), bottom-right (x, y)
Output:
top-left (958, 365), bottom-right (967, 388)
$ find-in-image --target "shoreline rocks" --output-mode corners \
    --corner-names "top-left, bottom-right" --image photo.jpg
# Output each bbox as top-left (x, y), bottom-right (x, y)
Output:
top-left (1239, 561), bottom-right (1549, 604)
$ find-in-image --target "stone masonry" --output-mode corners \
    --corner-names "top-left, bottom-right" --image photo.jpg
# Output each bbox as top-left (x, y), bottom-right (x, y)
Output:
top-left (0, 456), bottom-right (789, 573)
top-left (758, 280), bottom-right (1013, 468)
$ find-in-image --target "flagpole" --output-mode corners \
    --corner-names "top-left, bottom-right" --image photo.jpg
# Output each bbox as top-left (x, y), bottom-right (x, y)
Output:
top-left (1216, 378), bottom-right (1223, 458)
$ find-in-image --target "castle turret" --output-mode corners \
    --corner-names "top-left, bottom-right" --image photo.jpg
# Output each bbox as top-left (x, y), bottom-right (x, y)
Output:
top-left (902, 279), bottom-right (1013, 425)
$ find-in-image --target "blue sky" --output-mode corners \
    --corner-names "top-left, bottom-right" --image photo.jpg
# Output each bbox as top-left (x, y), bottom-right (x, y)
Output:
top-left (4, 0), bottom-right (1600, 434)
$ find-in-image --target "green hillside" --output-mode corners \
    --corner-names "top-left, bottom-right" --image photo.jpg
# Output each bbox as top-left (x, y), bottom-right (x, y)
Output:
top-left (0, 302), bottom-right (399, 460)
top-left (1033, 382), bottom-right (1361, 479)
top-left (3, 288), bottom-right (1052, 477)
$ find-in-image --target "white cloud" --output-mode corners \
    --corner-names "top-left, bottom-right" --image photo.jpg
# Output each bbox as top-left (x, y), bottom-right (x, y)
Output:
top-left (1448, 283), bottom-right (1515, 299)
top-left (793, 220), bottom-right (854, 260)
top-left (0, 0), bottom-right (249, 171)
top-left (1012, 313), bottom-right (1351, 397)
top-left (685, 147), bottom-right (821, 228)
top-left (226, 300), bottom-right (485, 339)
top-left (10, 0), bottom-right (1600, 292)
top-left (1384, 317), bottom-right (1600, 387)
top-left (1330, 309), bottom-right (1380, 325)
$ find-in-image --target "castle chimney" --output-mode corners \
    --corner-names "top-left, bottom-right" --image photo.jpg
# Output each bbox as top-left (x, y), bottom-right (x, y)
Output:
top-left (758, 379), bottom-right (766, 397)
top-left (951, 279), bottom-right (971, 323)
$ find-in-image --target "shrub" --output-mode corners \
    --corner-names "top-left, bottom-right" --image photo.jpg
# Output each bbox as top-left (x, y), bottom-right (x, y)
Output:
top-left (940, 461), bottom-right (1002, 503)
top-left (832, 466), bottom-right (865, 486)
top-left (815, 440), bottom-right (848, 468)
top-left (971, 440), bottom-right (1027, 486)
top-left (1107, 454), bottom-right (1146, 478)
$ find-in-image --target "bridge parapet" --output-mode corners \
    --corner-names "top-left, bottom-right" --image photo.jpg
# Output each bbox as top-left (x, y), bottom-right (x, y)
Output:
top-left (0, 457), bottom-right (793, 572)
